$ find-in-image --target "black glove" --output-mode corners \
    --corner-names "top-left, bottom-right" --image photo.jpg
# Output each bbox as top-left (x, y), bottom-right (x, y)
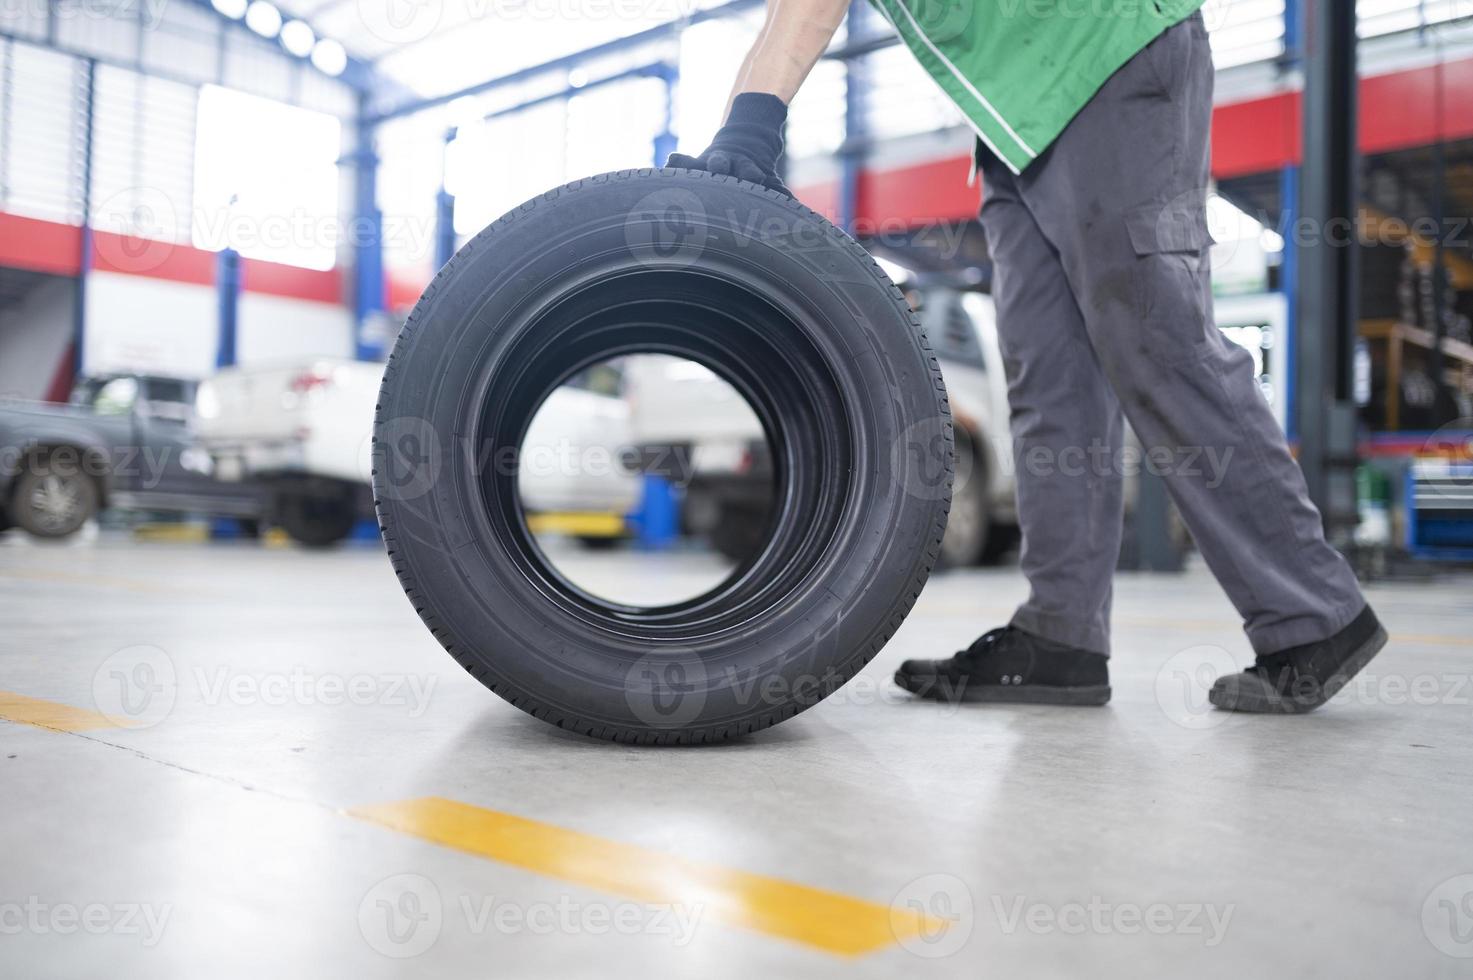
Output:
top-left (666, 92), bottom-right (793, 197)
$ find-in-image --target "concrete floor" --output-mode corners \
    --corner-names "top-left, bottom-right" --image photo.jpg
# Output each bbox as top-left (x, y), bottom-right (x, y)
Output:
top-left (2, 533), bottom-right (1472, 978)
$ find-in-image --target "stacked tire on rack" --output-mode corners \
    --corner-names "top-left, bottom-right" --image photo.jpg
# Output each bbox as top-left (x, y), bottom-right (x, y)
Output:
top-left (372, 168), bottom-right (954, 743)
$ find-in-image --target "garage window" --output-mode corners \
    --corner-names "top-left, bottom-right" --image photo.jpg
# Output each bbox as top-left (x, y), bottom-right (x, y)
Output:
top-left (191, 84), bottom-right (342, 271)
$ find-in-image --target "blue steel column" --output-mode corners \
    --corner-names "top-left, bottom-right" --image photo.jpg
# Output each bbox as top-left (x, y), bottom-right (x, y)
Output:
top-left (349, 92), bottom-right (387, 361)
top-left (71, 59), bottom-right (96, 386)
top-left (838, 0), bottom-right (872, 234)
top-left (215, 248), bottom-right (241, 368)
top-left (1280, 0), bottom-right (1301, 441)
top-left (1280, 165), bottom-right (1300, 441)
top-left (433, 126), bottom-right (458, 271)
top-left (652, 63), bottom-right (678, 166)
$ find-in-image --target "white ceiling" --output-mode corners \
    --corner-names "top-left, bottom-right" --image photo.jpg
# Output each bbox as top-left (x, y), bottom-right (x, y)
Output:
top-left (271, 0), bottom-right (1472, 103)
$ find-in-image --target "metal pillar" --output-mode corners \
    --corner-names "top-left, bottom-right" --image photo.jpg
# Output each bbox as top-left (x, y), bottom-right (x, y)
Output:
top-left (348, 92), bottom-right (387, 361)
top-left (1296, 0), bottom-right (1360, 543)
top-left (434, 126), bottom-right (458, 272)
top-left (215, 248), bottom-right (240, 368)
top-left (1280, 164), bottom-right (1300, 439)
top-left (1279, 0), bottom-right (1301, 441)
top-left (70, 58), bottom-right (96, 387)
top-left (838, 0), bottom-right (873, 234)
top-left (652, 63), bottom-right (678, 166)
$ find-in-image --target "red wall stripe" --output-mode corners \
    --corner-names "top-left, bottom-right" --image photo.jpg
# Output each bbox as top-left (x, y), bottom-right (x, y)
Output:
top-left (386, 269), bottom-right (429, 312)
top-left (91, 230), bottom-right (216, 284)
top-left (860, 155), bottom-right (982, 226)
top-left (242, 257), bottom-right (342, 304)
top-left (0, 213), bottom-right (82, 276)
top-left (1209, 91), bottom-right (1303, 179)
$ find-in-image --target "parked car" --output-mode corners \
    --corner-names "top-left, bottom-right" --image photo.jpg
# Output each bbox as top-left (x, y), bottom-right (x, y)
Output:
top-left (517, 363), bottom-right (642, 542)
top-left (195, 360), bottom-right (378, 546)
top-left (926, 288), bottom-right (1020, 566)
top-left (194, 358), bottom-right (640, 547)
top-left (0, 373), bottom-right (266, 539)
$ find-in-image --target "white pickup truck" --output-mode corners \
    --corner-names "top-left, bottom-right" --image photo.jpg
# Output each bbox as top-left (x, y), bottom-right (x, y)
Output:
top-left (194, 358), bottom-right (641, 547)
top-left (195, 360), bottom-right (378, 546)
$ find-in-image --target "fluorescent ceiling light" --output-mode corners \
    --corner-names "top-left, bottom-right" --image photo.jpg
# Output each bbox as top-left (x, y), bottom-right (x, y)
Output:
top-left (244, 1), bottom-right (282, 38)
top-left (310, 39), bottom-right (348, 76)
top-left (281, 20), bottom-right (315, 57)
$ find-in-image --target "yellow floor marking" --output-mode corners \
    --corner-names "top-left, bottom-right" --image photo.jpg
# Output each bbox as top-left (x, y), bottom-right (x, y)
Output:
top-left (525, 511), bottom-right (627, 537)
top-left (349, 797), bottom-right (937, 957)
top-left (131, 522), bottom-right (210, 543)
top-left (0, 690), bottom-right (120, 732)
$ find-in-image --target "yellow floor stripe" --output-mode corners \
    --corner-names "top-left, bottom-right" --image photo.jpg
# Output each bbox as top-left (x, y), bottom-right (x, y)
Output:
top-left (131, 522), bottom-right (210, 543)
top-left (525, 511), bottom-right (627, 537)
top-left (349, 797), bottom-right (936, 957)
top-left (0, 690), bottom-right (120, 732)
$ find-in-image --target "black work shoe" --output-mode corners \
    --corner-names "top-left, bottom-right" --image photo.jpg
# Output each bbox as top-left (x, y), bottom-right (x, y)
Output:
top-left (894, 627), bottom-right (1111, 705)
top-left (1208, 605), bottom-right (1388, 714)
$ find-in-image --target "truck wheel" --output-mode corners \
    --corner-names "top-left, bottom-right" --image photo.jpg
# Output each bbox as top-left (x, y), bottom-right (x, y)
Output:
top-left (374, 168), bottom-right (953, 743)
top-left (708, 503), bottom-right (770, 565)
top-left (939, 431), bottom-right (990, 568)
top-left (277, 490), bottom-right (355, 548)
top-left (13, 459), bottom-right (98, 539)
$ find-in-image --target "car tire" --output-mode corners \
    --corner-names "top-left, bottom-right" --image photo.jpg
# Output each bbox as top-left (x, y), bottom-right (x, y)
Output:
top-left (373, 168), bottom-right (953, 744)
top-left (708, 501), bottom-right (770, 565)
top-left (939, 430), bottom-right (990, 568)
top-left (277, 489), bottom-right (355, 548)
top-left (12, 455), bottom-right (99, 539)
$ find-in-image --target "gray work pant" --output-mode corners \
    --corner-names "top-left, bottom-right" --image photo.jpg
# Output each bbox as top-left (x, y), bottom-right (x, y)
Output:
top-left (978, 10), bottom-right (1365, 656)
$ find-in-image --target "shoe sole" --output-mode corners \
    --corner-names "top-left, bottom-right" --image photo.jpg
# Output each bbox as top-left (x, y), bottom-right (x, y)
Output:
top-left (894, 671), bottom-right (1111, 706)
top-left (1208, 625), bottom-right (1389, 714)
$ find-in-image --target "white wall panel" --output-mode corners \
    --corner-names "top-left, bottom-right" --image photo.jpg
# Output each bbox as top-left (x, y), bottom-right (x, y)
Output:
top-left (222, 32), bottom-right (294, 104)
top-left (3, 42), bottom-right (86, 223)
top-left (141, 1), bottom-right (221, 85)
top-left (82, 271), bottom-right (218, 379)
top-left (91, 66), bottom-right (197, 243)
top-left (0, 2), bottom-right (47, 41)
top-left (237, 293), bottom-right (353, 366)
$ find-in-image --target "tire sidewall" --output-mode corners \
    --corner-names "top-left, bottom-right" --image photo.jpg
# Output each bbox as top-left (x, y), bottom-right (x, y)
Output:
top-left (376, 171), bottom-right (950, 736)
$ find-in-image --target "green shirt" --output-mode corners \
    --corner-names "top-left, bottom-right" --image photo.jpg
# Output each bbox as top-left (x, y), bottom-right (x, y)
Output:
top-left (867, 0), bottom-right (1207, 173)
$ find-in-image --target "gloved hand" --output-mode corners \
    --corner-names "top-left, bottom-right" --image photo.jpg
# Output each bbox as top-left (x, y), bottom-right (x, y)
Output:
top-left (666, 92), bottom-right (793, 197)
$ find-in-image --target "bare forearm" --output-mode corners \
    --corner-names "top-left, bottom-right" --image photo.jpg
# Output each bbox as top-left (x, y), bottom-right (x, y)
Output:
top-left (726, 0), bottom-right (850, 114)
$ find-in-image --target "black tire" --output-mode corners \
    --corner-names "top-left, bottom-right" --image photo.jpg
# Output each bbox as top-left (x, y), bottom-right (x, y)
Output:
top-left (980, 521), bottom-right (1020, 565)
top-left (939, 430), bottom-right (990, 568)
top-left (708, 502), bottom-right (771, 565)
top-left (12, 456), bottom-right (99, 539)
top-left (373, 168), bottom-right (953, 743)
top-left (575, 535), bottom-right (622, 551)
top-left (277, 490), bottom-right (355, 548)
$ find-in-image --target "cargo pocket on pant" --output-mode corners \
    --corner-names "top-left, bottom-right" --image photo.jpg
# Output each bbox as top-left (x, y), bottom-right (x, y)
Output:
top-left (1125, 200), bottom-right (1216, 365)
